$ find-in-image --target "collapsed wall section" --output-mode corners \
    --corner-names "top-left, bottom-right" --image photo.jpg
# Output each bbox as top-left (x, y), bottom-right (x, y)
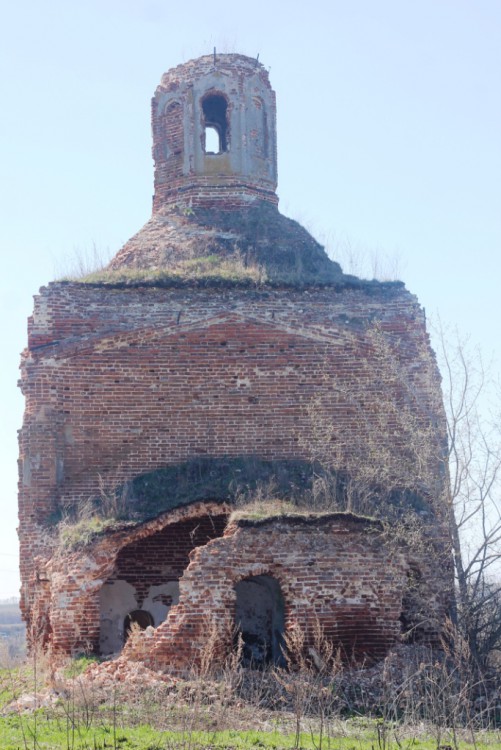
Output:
top-left (126, 514), bottom-right (411, 672)
top-left (45, 502), bottom-right (228, 656)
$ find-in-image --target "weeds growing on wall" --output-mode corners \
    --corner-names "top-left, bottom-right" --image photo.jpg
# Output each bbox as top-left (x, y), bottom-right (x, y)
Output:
top-left (57, 474), bottom-right (136, 549)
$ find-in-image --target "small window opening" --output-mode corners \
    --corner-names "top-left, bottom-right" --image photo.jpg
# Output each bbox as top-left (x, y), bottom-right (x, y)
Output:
top-left (123, 609), bottom-right (154, 642)
top-left (399, 568), bottom-right (423, 643)
top-left (202, 94), bottom-right (228, 153)
top-left (205, 126), bottom-right (221, 154)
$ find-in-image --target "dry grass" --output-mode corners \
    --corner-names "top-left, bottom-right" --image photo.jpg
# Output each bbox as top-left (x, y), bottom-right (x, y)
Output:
top-left (2, 636), bottom-right (501, 750)
top-left (229, 498), bottom-right (319, 524)
top-left (57, 515), bottom-right (121, 549)
top-left (63, 253), bottom-right (267, 285)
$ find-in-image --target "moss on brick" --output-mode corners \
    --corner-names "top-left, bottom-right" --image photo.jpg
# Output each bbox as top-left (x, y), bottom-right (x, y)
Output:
top-left (127, 456), bottom-right (318, 521)
top-left (51, 455), bottom-right (431, 537)
top-left (234, 510), bottom-right (381, 529)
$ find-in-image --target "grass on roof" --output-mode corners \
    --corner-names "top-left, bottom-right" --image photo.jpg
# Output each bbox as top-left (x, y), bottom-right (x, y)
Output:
top-left (62, 254), bottom-right (267, 285)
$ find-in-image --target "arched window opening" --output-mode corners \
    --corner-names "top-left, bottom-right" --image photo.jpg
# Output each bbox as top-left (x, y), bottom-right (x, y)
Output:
top-left (202, 94), bottom-right (228, 153)
top-left (123, 609), bottom-right (154, 642)
top-left (235, 574), bottom-right (285, 668)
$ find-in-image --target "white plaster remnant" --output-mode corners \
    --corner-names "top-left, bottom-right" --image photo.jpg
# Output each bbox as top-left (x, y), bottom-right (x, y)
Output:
top-left (99, 579), bottom-right (180, 655)
top-left (236, 377), bottom-right (251, 388)
top-left (143, 581), bottom-right (180, 626)
top-left (99, 580), bottom-right (137, 655)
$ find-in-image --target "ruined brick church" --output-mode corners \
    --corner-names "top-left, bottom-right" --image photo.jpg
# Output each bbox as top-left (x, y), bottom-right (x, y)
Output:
top-left (18, 53), bottom-right (453, 672)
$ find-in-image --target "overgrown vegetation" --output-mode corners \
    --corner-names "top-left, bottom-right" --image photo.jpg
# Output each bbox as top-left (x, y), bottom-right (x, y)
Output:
top-left (434, 324), bottom-right (501, 674)
top-left (62, 253), bottom-right (267, 286)
top-left (53, 459), bottom-right (335, 549)
top-left (58, 514), bottom-right (123, 549)
top-left (293, 322), bottom-right (501, 674)
top-left (300, 323), bottom-right (443, 518)
top-left (1, 626), bottom-right (501, 750)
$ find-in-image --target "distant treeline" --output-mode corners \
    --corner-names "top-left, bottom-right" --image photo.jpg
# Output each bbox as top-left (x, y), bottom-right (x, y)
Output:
top-left (0, 600), bottom-right (22, 625)
top-left (0, 600), bottom-right (25, 660)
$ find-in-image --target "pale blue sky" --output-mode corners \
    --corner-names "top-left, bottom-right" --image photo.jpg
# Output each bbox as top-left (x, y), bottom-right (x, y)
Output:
top-left (1, 1), bottom-right (500, 598)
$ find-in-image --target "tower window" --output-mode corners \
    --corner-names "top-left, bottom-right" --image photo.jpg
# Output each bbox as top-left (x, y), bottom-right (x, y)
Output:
top-left (202, 94), bottom-right (228, 154)
top-left (205, 126), bottom-right (220, 154)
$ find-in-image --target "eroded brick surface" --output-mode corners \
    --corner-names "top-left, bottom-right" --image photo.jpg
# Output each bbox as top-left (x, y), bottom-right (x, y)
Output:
top-left (19, 280), bottom-right (451, 659)
top-left (127, 515), bottom-right (410, 672)
top-left (45, 503), bottom-right (229, 655)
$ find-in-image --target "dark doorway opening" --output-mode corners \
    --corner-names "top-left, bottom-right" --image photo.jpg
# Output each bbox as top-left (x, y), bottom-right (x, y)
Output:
top-left (235, 575), bottom-right (285, 667)
top-left (124, 609), bottom-right (154, 642)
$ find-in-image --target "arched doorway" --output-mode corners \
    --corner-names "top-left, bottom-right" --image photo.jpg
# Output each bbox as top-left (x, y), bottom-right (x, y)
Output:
top-left (124, 609), bottom-right (154, 641)
top-left (235, 575), bottom-right (285, 667)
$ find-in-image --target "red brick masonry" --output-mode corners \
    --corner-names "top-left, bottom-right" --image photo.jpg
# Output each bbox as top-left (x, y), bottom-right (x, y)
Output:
top-left (18, 280), bottom-right (451, 663)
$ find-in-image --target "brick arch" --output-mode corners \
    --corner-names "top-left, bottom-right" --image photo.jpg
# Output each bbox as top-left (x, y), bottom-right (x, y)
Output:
top-left (181, 542), bottom-right (298, 628)
top-left (228, 562), bottom-right (292, 601)
top-left (160, 96), bottom-right (183, 117)
top-left (127, 532), bottom-right (297, 670)
top-left (227, 563), bottom-right (295, 644)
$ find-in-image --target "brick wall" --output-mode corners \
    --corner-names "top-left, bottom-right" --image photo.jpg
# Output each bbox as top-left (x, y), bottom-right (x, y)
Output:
top-left (18, 279), bottom-right (450, 659)
top-left (19, 282), bottom-right (443, 517)
top-left (110, 514), bottom-right (227, 605)
top-left (128, 514), bottom-right (411, 672)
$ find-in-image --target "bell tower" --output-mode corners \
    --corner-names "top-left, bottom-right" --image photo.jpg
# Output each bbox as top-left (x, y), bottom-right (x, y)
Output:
top-left (151, 53), bottom-right (278, 211)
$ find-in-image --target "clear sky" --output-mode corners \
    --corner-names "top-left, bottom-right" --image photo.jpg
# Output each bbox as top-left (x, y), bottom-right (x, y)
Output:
top-left (1, 1), bottom-right (500, 598)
